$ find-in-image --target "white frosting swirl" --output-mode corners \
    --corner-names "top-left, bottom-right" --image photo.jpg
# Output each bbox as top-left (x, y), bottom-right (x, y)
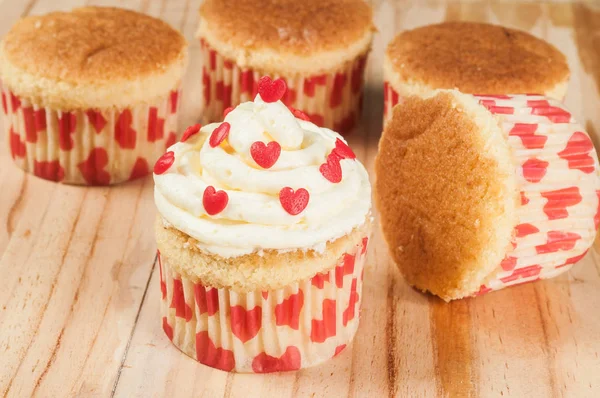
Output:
top-left (154, 95), bottom-right (371, 258)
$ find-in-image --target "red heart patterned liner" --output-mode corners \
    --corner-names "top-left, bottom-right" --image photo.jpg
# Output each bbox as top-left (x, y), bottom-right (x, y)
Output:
top-left (199, 38), bottom-right (368, 134)
top-left (383, 89), bottom-right (599, 296)
top-left (470, 94), bottom-right (598, 296)
top-left (158, 235), bottom-right (369, 372)
top-left (382, 81), bottom-right (403, 124)
top-left (1, 80), bottom-right (181, 185)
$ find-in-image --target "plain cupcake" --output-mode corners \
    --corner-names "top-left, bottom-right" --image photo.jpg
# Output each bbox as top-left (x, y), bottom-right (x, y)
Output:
top-left (154, 77), bottom-right (372, 372)
top-left (196, 0), bottom-right (375, 134)
top-left (375, 90), bottom-right (599, 301)
top-left (0, 7), bottom-right (187, 184)
top-left (383, 22), bottom-right (570, 121)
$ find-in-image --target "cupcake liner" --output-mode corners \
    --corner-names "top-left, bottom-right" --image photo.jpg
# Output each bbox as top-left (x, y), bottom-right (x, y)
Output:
top-left (473, 94), bottom-right (600, 296)
top-left (383, 81), bottom-right (402, 123)
top-left (199, 38), bottom-right (368, 134)
top-left (0, 80), bottom-right (181, 185)
top-left (158, 236), bottom-right (369, 373)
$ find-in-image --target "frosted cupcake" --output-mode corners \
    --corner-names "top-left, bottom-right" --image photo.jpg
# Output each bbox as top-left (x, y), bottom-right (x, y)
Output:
top-left (0, 7), bottom-right (187, 184)
top-left (154, 77), bottom-right (372, 372)
top-left (383, 22), bottom-right (570, 121)
top-left (197, 0), bottom-right (374, 134)
top-left (376, 90), bottom-right (599, 301)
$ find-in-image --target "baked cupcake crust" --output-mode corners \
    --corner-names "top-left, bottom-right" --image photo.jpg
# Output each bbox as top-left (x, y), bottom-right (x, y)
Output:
top-left (0, 7), bottom-right (188, 109)
top-left (385, 22), bottom-right (569, 97)
top-left (156, 217), bottom-right (371, 293)
top-left (197, 0), bottom-right (374, 74)
top-left (375, 90), bottom-right (518, 301)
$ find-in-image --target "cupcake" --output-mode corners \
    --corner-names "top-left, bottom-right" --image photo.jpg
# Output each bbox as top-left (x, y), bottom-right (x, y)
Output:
top-left (0, 7), bottom-right (187, 184)
top-left (375, 90), bottom-right (599, 301)
top-left (154, 77), bottom-right (372, 372)
top-left (383, 22), bottom-right (570, 122)
top-left (196, 0), bottom-right (374, 134)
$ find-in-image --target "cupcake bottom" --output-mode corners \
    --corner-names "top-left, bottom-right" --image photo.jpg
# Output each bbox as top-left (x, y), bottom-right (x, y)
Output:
top-left (379, 91), bottom-right (598, 300)
top-left (200, 38), bottom-right (367, 134)
top-left (158, 236), bottom-right (369, 373)
top-left (1, 81), bottom-right (180, 185)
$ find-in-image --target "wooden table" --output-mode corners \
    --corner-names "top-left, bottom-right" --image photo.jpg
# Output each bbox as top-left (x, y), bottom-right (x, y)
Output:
top-left (1, 0), bottom-right (599, 397)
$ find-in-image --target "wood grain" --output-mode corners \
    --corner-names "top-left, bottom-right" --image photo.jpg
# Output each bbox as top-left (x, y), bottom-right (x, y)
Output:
top-left (0, 0), bottom-right (599, 397)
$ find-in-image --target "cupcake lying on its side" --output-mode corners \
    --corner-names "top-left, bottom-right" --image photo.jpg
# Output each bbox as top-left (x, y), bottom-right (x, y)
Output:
top-left (197, 0), bottom-right (374, 134)
top-left (375, 90), bottom-right (599, 301)
top-left (383, 22), bottom-right (570, 122)
top-left (154, 77), bottom-right (372, 372)
top-left (0, 7), bottom-right (187, 184)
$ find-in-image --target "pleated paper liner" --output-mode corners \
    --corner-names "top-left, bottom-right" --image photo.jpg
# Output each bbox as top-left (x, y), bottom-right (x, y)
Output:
top-left (472, 94), bottom-right (600, 296)
top-left (383, 81), bottom-right (403, 124)
top-left (1, 80), bottom-right (181, 185)
top-left (382, 81), bottom-right (572, 124)
top-left (199, 38), bottom-right (368, 135)
top-left (159, 236), bottom-right (369, 373)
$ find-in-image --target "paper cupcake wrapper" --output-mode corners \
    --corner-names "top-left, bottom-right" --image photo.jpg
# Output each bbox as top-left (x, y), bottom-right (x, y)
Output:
top-left (383, 81), bottom-right (403, 124)
top-left (0, 81), bottom-right (181, 185)
top-left (199, 38), bottom-right (367, 134)
top-left (473, 94), bottom-right (600, 296)
top-left (158, 236), bottom-right (369, 373)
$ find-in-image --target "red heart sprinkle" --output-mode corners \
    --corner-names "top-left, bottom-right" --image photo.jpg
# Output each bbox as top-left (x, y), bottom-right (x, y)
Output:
top-left (181, 124), bottom-right (202, 142)
top-left (319, 154), bottom-right (342, 183)
top-left (154, 151), bottom-right (175, 175)
top-left (258, 76), bottom-right (287, 103)
top-left (209, 122), bottom-right (230, 147)
top-left (251, 141), bottom-right (281, 169)
top-left (332, 138), bottom-right (356, 160)
top-left (223, 107), bottom-right (234, 118)
top-left (203, 186), bottom-right (229, 215)
top-left (279, 187), bottom-right (309, 215)
top-left (288, 106), bottom-right (311, 121)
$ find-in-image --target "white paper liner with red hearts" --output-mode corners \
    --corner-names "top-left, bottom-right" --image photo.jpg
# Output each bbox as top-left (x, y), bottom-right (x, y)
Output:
top-left (473, 94), bottom-right (600, 296)
top-left (383, 81), bottom-right (403, 124)
top-left (199, 38), bottom-right (368, 134)
top-left (159, 236), bottom-right (369, 373)
top-left (382, 81), bottom-right (568, 125)
top-left (1, 80), bottom-right (181, 185)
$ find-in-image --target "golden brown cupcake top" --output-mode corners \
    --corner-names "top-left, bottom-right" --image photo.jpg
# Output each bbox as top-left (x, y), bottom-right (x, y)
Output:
top-left (375, 90), bottom-right (517, 301)
top-left (199, 0), bottom-right (374, 55)
top-left (0, 7), bottom-right (188, 109)
top-left (385, 22), bottom-right (569, 95)
top-left (1, 7), bottom-right (186, 84)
